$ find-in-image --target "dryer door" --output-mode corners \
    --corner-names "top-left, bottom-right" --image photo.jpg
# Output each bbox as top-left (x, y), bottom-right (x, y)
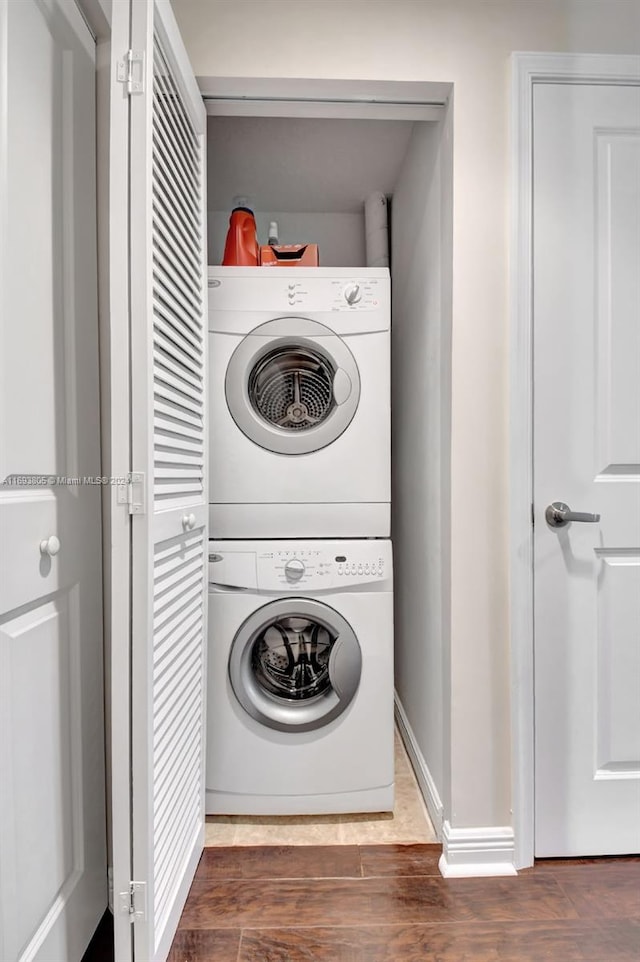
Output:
top-left (229, 598), bottom-right (362, 732)
top-left (225, 318), bottom-right (361, 455)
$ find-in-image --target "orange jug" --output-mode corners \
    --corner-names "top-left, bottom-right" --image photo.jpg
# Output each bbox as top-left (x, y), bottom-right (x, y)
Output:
top-left (222, 206), bottom-right (259, 266)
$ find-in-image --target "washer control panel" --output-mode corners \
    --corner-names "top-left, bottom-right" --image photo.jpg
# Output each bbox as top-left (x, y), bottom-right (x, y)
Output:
top-left (335, 555), bottom-right (386, 579)
top-left (259, 548), bottom-right (332, 589)
top-left (209, 540), bottom-right (392, 591)
top-left (254, 544), bottom-right (391, 591)
top-left (283, 558), bottom-right (306, 582)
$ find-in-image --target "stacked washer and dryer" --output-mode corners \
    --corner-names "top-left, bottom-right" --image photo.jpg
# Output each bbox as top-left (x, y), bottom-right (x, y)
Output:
top-left (206, 266), bottom-right (394, 814)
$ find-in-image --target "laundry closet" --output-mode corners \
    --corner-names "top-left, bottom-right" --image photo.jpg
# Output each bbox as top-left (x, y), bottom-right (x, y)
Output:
top-left (0, 0), bottom-right (455, 953)
top-left (202, 79), bottom-right (454, 835)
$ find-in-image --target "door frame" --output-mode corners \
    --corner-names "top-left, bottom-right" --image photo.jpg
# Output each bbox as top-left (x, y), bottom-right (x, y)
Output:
top-left (74, 0), bottom-right (133, 954)
top-left (509, 50), bottom-right (640, 870)
top-left (202, 76), bottom-right (452, 841)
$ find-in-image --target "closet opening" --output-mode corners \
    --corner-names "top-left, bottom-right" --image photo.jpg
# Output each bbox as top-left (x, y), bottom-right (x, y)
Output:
top-left (202, 77), bottom-right (454, 848)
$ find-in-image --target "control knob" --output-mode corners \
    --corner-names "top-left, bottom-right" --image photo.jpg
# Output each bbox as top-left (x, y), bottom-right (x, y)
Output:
top-left (344, 282), bottom-right (362, 305)
top-left (284, 559), bottom-right (306, 581)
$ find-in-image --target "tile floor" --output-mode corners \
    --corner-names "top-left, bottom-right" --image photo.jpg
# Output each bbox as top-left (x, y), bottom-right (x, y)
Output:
top-left (205, 728), bottom-right (437, 846)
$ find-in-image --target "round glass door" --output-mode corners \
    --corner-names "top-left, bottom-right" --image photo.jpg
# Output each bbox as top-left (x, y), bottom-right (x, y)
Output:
top-left (225, 318), bottom-right (361, 455)
top-left (229, 599), bottom-right (362, 732)
top-left (253, 616), bottom-right (333, 700)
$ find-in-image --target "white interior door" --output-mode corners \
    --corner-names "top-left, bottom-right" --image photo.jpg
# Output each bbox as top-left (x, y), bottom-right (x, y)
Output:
top-left (126, 2), bottom-right (208, 959)
top-left (0, 1), bottom-right (107, 958)
top-left (533, 80), bottom-right (640, 856)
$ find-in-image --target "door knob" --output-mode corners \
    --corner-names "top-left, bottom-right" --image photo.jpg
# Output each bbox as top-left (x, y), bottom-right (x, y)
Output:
top-left (40, 535), bottom-right (61, 556)
top-left (182, 513), bottom-right (196, 530)
top-left (545, 502), bottom-right (601, 528)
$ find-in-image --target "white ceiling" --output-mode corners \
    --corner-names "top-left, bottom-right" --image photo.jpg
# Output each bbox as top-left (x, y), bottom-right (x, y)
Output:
top-left (207, 116), bottom-right (415, 214)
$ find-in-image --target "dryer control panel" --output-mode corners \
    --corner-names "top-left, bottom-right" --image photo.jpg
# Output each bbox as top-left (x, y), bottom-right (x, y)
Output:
top-left (207, 266), bottom-right (390, 332)
top-left (283, 277), bottom-right (384, 312)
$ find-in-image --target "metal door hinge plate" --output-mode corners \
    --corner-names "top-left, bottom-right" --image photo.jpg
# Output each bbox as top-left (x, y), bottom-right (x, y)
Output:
top-left (117, 49), bottom-right (145, 95)
top-left (119, 881), bottom-right (147, 923)
top-left (117, 472), bottom-right (146, 515)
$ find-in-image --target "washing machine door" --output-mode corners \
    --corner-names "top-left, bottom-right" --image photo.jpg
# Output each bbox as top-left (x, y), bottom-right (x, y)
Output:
top-left (229, 598), bottom-right (362, 732)
top-left (225, 318), bottom-right (361, 455)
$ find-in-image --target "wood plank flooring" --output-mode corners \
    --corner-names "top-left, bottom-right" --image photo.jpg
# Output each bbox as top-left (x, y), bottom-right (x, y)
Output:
top-left (168, 845), bottom-right (640, 961)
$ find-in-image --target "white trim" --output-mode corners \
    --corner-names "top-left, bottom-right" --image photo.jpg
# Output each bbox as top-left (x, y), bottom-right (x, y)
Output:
top-left (104, 3), bottom-right (133, 960)
top-left (394, 694), bottom-right (444, 839)
top-left (75, 0), bottom-right (112, 39)
top-left (509, 51), bottom-right (640, 871)
top-left (205, 100), bottom-right (443, 121)
top-left (511, 51), bottom-right (640, 86)
top-left (198, 75), bottom-right (448, 121)
top-left (509, 49), bottom-right (537, 875)
top-left (438, 822), bottom-right (517, 878)
top-left (197, 75), bottom-right (451, 104)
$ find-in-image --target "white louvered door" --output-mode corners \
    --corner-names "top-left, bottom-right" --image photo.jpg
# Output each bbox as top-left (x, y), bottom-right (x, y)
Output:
top-left (128, 2), bottom-right (207, 959)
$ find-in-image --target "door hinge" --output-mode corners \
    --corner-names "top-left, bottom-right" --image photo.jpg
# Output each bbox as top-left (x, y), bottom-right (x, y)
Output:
top-left (117, 49), bottom-right (145, 95)
top-left (119, 881), bottom-right (147, 923)
top-left (117, 472), bottom-right (146, 515)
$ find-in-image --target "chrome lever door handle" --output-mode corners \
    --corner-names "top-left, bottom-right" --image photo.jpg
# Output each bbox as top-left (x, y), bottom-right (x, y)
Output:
top-left (545, 502), bottom-right (601, 528)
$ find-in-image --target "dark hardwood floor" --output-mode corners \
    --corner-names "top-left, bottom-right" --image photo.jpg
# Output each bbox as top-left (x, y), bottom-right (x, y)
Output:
top-left (168, 844), bottom-right (640, 961)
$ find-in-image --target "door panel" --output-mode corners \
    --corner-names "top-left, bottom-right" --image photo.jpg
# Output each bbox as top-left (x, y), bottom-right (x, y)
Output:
top-left (127, 1), bottom-right (208, 959)
top-left (595, 556), bottom-right (640, 772)
top-left (533, 81), bottom-right (640, 857)
top-left (0, 0), bottom-right (107, 958)
top-left (151, 528), bottom-right (206, 938)
top-left (1, 593), bottom-right (79, 958)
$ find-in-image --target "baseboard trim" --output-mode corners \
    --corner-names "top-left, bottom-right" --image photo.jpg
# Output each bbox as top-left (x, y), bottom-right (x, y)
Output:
top-left (439, 821), bottom-right (517, 877)
top-left (394, 693), bottom-right (444, 839)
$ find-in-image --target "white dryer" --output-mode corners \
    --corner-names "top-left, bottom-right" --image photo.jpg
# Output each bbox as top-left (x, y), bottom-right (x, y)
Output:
top-left (208, 266), bottom-right (390, 538)
top-left (206, 539), bottom-right (394, 815)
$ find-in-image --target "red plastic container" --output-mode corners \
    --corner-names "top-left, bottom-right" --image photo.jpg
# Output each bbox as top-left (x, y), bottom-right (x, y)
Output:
top-left (222, 206), bottom-right (259, 266)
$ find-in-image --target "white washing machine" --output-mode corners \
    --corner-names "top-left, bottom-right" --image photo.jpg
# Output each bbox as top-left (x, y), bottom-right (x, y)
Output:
top-left (206, 538), bottom-right (394, 815)
top-left (208, 266), bottom-right (390, 538)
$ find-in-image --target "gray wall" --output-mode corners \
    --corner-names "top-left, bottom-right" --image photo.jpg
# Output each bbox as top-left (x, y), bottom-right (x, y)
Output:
top-left (391, 118), bottom-right (452, 822)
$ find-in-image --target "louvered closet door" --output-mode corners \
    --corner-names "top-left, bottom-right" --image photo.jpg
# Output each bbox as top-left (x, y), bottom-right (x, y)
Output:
top-left (128, 2), bottom-right (207, 959)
